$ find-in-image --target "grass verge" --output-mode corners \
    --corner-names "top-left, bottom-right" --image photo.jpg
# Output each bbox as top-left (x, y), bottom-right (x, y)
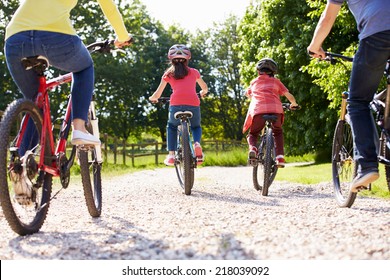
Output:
top-left (71, 148), bottom-right (388, 199)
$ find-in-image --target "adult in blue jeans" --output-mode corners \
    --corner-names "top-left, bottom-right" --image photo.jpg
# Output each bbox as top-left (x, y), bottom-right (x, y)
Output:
top-left (4, 0), bottom-right (132, 146)
top-left (4, 0), bottom-right (132, 199)
top-left (307, 0), bottom-right (390, 192)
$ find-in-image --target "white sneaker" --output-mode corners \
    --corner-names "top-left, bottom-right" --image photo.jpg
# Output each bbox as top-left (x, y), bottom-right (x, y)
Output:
top-left (71, 130), bottom-right (101, 145)
top-left (350, 171), bottom-right (379, 193)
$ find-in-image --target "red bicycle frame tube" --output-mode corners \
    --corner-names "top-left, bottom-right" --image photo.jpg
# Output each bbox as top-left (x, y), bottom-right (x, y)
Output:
top-left (31, 73), bottom-right (73, 176)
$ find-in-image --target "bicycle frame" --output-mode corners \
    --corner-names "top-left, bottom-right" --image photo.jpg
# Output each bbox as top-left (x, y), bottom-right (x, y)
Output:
top-left (176, 117), bottom-right (196, 165)
top-left (16, 72), bottom-right (74, 177)
top-left (259, 120), bottom-right (275, 160)
top-left (154, 96), bottom-right (199, 195)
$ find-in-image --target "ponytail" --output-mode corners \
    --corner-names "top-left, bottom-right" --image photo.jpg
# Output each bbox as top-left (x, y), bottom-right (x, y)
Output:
top-left (166, 58), bottom-right (189, 79)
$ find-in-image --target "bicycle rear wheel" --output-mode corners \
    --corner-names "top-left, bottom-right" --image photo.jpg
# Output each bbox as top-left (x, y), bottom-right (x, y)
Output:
top-left (262, 128), bottom-right (277, 196)
top-left (0, 99), bottom-right (52, 235)
top-left (78, 110), bottom-right (102, 217)
top-left (253, 129), bottom-right (278, 196)
top-left (174, 122), bottom-right (194, 195)
top-left (332, 119), bottom-right (357, 207)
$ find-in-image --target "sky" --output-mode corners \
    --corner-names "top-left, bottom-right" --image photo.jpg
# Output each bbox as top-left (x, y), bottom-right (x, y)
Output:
top-left (140, 0), bottom-right (252, 33)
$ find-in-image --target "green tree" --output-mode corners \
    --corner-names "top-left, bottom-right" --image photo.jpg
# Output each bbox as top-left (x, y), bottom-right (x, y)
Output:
top-left (193, 16), bottom-right (246, 141)
top-left (145, 25), bottom-right (192, 144)
top-left (0, 0), bottom-right (20, 113)
top-left (303, 0), bottom-right (364, 109)
top-left (238, 0), bottom-right (357, 157)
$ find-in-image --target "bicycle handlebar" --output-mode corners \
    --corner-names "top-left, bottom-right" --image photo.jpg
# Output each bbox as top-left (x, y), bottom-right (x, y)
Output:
top-left (153, 93), bottom-right (202, 104)
top-left (282, 103), bottom-right (301, 111)
top-left (323, 52), bottom-right (353, 64)
top-left (157, 97), bottom-right (171, 104)
top-left (86, 37), bottom-right (134, 54)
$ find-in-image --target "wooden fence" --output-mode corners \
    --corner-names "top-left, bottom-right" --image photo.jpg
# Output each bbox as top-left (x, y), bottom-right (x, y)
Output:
top-left (1, 110), bottom-right (245, 167)
top-left (101, 135), bottom-right (246, 167)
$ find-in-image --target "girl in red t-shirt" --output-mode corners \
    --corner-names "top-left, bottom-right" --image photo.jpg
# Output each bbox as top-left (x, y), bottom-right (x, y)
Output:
top-left (243, 58), bottom-right (298, 167)
top-left (149, 44), bottom-right (208, 166)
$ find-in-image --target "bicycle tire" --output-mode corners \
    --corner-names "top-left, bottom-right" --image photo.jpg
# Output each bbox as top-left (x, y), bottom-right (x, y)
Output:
top-left (0, 99), bottom-right (52, 235)
top-left (78, 114), bottom-right (102, 217)
top-left (332, 119), bottom-right (357, 207)
top-left (175, 122), bottom-right (194, 195)
top-left (380, 132), bottom-right (390, 192)
top-left (253, 136), bottom-right (265, 191)
top-left (253, 129), bottom-right (278, 195)
top-left (262, 128), bottom-right (276, 196)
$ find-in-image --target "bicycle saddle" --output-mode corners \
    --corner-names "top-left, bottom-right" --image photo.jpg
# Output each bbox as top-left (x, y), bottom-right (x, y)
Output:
top-left (262, 114), bottom-right (278, 122)
top-left (21, 56), bottom-right (49, 73)
top-left (174, 111), bottom-right (193, 120)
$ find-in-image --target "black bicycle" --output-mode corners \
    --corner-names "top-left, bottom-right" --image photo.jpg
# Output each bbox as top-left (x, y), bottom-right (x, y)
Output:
top-left (155, 97), bottom-right (199, 195)
top-left (250, 103), bottom-right (299, 196)
top-left (325, 52), bottom-right (390, 207)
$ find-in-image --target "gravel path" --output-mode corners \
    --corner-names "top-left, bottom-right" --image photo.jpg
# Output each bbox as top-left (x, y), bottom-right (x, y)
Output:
top-left (0, 166), bottom-right (389, 260)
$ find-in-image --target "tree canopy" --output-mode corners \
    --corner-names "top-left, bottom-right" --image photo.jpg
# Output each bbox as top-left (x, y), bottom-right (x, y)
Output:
top-left (0, 0), bottom-right (362, 158)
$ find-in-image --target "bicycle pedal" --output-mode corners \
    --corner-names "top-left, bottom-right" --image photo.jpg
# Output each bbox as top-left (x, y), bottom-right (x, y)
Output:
top-left (378, 156), bottom-right (390, 166)
top-left (355, 185), bottom-right (369, 192)
top-left (77, 145), bottom-right (94, 151)
top-left (14, 195), bottom-right (33, 206)
top-left (248, 159), bottom-right (258, 167)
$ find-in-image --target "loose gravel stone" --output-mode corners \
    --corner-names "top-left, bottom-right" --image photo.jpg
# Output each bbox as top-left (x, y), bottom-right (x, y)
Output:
top-left (0, 166), bottom-right (388, 260)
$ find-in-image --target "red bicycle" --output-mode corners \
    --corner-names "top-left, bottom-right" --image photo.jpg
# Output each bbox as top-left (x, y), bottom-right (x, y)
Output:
top-left (0, 40), bottom-right (117, 235)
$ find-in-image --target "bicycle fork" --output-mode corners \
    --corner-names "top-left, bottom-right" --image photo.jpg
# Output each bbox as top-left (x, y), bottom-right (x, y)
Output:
top-left (89, 99), bottom-right (102, 163)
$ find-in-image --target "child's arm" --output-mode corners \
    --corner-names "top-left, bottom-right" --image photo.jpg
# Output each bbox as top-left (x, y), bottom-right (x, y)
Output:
top-left (284, 91), bottom-right (299, 107)
top-left (197, 77), bottom-right (208, 97)
top-left (245, 88), bottom-right (252, 99)
top-left (149, 79), bottom-right (167, 103)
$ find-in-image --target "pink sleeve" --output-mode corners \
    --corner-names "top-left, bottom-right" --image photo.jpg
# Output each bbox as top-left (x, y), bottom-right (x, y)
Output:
top-left (192, 68), bottom-right (201, 79)
top-left (277, 80), bottom-right (289, 95)
top-left (162, 72), bottom-right (170, 82)
top-left (246, 87), bottom-right (252, 97)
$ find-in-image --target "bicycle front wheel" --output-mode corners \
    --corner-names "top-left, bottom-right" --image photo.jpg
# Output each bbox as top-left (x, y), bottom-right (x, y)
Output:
top-left (0, 99), bottom-right (52, 235)
top-left (332, 119), bottom-right (357, 207)
top-left (78, 112), bottom-right (102, 217)
top-left (174, 122), bottom-right (194, 195)
top-left (380, 132), bottom-right (390, 192)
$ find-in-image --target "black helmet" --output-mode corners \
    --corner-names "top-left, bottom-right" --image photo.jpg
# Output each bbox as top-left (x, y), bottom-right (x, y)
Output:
top-left (256, 58), bottom-right (278, 74)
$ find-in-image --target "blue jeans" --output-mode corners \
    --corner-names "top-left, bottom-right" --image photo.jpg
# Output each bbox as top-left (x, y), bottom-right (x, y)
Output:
top-left (347, 30), bottom-right (390, 174)
top-left (5, 31), bottom-right (94, 122)
top-left (167, 105), bottom-right (202, 151)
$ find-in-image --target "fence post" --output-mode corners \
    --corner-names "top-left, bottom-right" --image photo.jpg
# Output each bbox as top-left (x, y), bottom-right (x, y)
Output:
top-left (114, 137), bottom-right (117, 164)
top-left (122, 139), bottom-right (126, 165)
top-left (155, 141), bottom-right (159, 165)
top-left (104, 133), bottom-right (108, 164)
top-left (215, 140), bottom-right (219, 155)
top-left (131, 144), bottom-right (135, 167)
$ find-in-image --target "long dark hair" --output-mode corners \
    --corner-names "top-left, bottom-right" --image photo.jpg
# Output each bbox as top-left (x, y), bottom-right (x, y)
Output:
top-left (166, 58), bottom-right (189, 80)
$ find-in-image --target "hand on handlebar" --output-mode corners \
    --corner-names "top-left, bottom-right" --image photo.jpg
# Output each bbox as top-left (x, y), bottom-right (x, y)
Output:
top-left (290, 104), bottom-right (300, 110)
top-left (149, 96), bottom-right (159, 104)
top-left (307, 46), bottom-right (326, 59)
top-left (199, 90), bottom-right (208, 98)
top-left (114, 34), bottom-right (134, 48)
